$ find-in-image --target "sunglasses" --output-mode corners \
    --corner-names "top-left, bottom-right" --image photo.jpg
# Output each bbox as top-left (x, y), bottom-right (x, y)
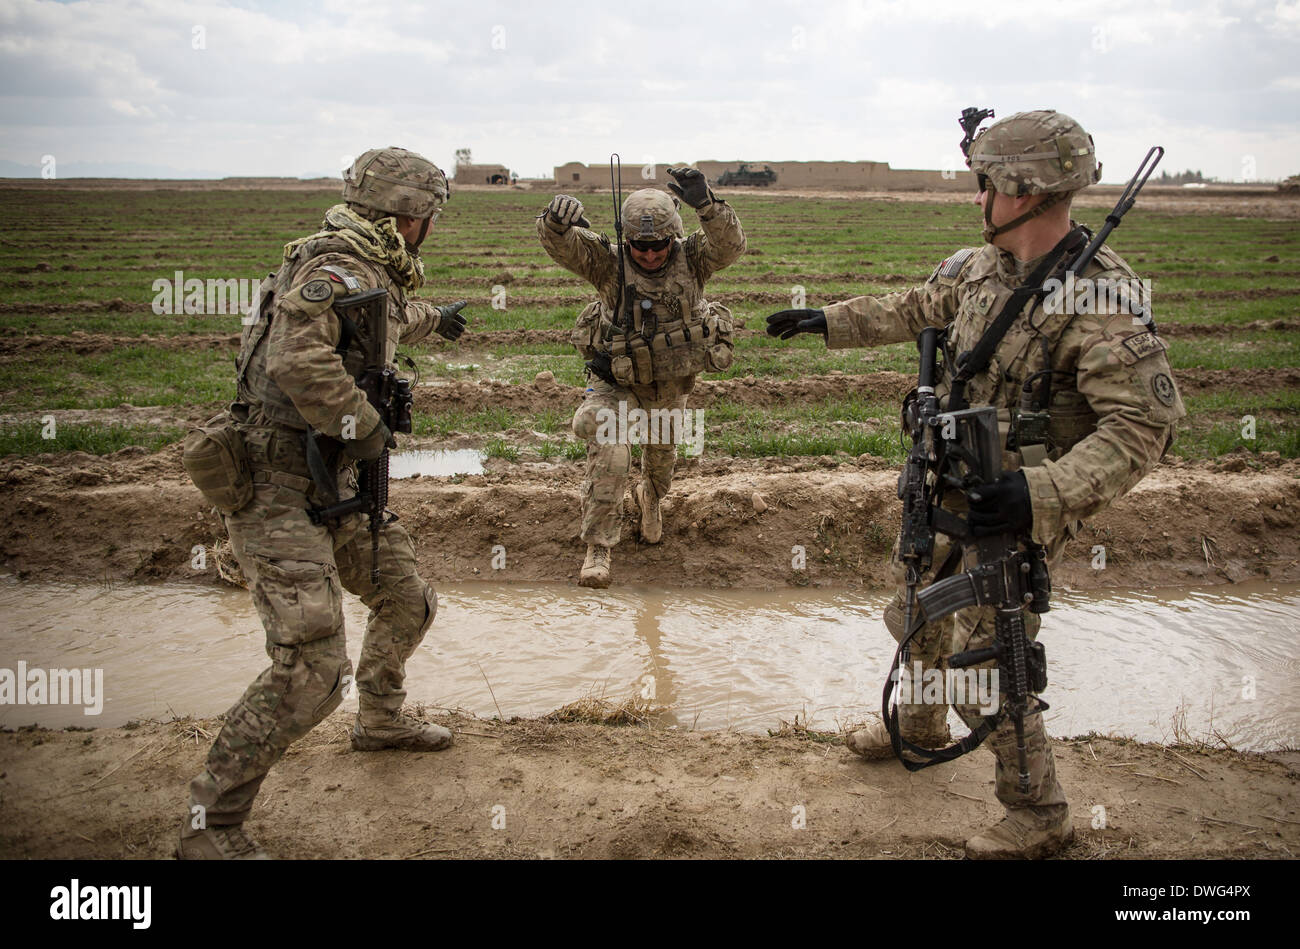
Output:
top-left (629, 237), bottom-right (672, 252)
top-left (977, 173), bottom-right (990, 194)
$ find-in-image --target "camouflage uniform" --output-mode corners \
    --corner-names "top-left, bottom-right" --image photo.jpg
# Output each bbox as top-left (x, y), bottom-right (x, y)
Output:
top-left (183, 148), bottom-right (461, 856)
top-left (537, 179), bottom-right (745, 584)
top-left (774, 111), bottom-right (1186, 857)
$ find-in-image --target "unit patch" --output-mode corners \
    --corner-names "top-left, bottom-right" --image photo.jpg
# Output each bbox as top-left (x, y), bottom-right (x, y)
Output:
top-left (1152, 373), bottom-right (1176, 407)
top-left (300, 279), bottom-right (333, 303)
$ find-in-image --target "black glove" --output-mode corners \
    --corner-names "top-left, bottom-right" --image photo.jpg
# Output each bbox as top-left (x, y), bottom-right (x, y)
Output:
top-left (545, 194), bottom-right (586, 229)
top-left (346, 420), bottom-right (396, 462)
top-left (966, 471), bottom-right (1033, 537)
top-left (435, 300), bottom-right (469, 341)
top-left (666, 167), bottom-right (714, 209)
top-left (765, 308), bottom-right (827, 340)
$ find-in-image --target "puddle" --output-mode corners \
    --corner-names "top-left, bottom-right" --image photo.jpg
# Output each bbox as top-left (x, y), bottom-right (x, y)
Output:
top-left (389, 449), bottom-right (484, 478)
top-left (0, 576), bottom-right (1296, 751)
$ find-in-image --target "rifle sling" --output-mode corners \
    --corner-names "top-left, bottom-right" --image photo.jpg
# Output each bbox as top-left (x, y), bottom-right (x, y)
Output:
top-left (947, 226), bottom-right (1088, 411)
top-left (883, 545), bottom-right (1003, 770)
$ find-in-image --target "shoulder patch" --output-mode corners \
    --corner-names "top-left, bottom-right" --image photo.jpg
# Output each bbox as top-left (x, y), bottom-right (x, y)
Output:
top-left (939, 247), bottom-right (976, 279)
top-left (300, 279), bottom-right (333, 303)
top-left (1152, 373), bottom-right (1177, 407)
top-left (1120, 331), bottom-right (1164, 362)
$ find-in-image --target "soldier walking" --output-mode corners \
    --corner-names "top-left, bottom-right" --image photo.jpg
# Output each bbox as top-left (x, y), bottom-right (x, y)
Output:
top-left (179, 147), bottom-right (471, 859)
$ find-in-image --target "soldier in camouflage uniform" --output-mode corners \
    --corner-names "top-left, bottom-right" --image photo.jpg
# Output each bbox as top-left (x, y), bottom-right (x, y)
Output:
top-left (767, 111), bottom-right (1186, 858)
top-left (538, 168), bottom-right (746, 587)
top-left (179, 147), bottom-right (471, 859)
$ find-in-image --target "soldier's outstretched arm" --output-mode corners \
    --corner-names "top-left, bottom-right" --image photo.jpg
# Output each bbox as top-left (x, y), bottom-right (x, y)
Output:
top-left (401, 299), bottom-right (470, 345)
top-left (766, 251), bottom-right (970, 347)
top-left (263, 268), bottom-right (383, 440)
top-left (1021, 308), bottom-right (1186, 549)
top-left (536, 194), bottom-right (619, 297)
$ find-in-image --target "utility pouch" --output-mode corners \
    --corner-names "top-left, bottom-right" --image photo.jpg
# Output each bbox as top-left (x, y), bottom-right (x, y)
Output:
top-left (631, 342), bottom-right (654, 383)
top-left (182, 403), bottom-right (253, 514)
top-left (610, 354), bottom-right (635, 386)
top-left (572, 301), bottom-right (601, 361)
top-left (703, 302), bottom-right (735, 372)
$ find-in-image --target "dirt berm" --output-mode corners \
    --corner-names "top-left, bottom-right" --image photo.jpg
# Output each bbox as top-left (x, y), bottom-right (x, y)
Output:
top-left (0, 448), bottom-right (1297, 590)
top-left (0, 712), bottom-right (1295, 859)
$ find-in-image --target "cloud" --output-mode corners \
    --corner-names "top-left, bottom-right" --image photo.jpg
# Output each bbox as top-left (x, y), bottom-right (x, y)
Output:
top-left (0, 0), bottom-right (1296, 180)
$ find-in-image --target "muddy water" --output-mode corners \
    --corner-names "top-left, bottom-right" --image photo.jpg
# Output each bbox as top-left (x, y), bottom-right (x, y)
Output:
top-left (0, 577), bottom-right (1296, 751)
top-left (389, 449), bottom-right (485, 479)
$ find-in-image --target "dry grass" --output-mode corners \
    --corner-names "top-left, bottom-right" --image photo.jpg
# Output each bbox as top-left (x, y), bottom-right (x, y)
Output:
top-left (542, 693), bottom-right (657, 727)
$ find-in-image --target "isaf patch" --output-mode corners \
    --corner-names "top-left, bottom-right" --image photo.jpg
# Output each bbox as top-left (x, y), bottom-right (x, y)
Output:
top-left (1121, 331), bottom-right (1163, 361)
top-left (300, 279), bottom-right (334, 303)
top-left (1152, 373), bottom-right (1177, 407)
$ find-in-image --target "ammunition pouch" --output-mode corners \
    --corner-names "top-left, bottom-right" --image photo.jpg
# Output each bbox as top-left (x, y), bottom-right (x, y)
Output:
top-left (581, 295), bottom-right (730, 385)
top-left (181, 403), bottom-right (254, 515)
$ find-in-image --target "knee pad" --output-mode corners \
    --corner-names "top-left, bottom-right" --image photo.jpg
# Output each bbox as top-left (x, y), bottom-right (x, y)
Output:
top-left (573, 404), bottom-right (600, 440)
top-left (299, 638), bottom-right (352, 724)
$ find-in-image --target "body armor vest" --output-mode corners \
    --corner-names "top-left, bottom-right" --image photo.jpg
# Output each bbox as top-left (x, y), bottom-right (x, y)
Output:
top-left (236, 235), bottom-right (406, 430)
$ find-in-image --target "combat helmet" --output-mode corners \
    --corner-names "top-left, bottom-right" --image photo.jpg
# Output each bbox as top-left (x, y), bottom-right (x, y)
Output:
top-left (343, 147), bottom-right (449, 219)
top-left (622, 189), bottom-right (684, 243)
top-left (967, 110), bottom-right (1100, 239)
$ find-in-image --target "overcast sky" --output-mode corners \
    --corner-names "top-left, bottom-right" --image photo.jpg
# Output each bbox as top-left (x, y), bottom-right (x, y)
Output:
top-left (1, 0), bottom-right (1297, 182)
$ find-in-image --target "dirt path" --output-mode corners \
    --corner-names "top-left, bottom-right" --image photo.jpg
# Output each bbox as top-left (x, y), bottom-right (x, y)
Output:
top-left (1, 449), bottom-right (1296, 590)
top-left (0, 713), bottom-right (1294, 859)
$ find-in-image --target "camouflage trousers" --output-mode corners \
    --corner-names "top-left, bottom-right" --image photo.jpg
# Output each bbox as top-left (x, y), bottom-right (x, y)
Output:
top-left (571, 376), bottom-right (695, 548)
top-left (188, 474), bottom-right (437, 826)
top-left (884, 532), bottom-right (1066, 812)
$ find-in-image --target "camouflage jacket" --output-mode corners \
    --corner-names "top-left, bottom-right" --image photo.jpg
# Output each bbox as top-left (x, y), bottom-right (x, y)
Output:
top-left (824, 236), bottom-right (1186, 551)
top-left (536, 197), bottom-right (746, 327)
top-left (236, 231), bottom-right (447, 440)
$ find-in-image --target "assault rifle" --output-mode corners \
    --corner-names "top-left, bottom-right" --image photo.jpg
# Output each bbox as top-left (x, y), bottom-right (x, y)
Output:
top-left (306, 287), bottom-right (413, 585)
top-left (885, 327), bottom-right (1049, 790)
top-left (585, 153), bottom-right (629, 387)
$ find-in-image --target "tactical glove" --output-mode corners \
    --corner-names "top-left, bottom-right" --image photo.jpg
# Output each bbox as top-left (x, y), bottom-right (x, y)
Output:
top-left (966, 471), bottom-right (1033, 537)
top-left (346, 419), bottom-right (397, 462)
top-left (666, 167), bottom-right (714, 209)
top-left (545, 194), bottom-right (586, 229)
top-left (765, 308), bottom-right (828, 340)
top-left (435, 300), bottom-right (469, 341)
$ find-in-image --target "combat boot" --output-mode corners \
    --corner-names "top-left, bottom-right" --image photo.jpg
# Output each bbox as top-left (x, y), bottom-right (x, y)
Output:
top-left (637, 482), bottom-right (663, 544)
top-left (351, 709), bottom-right (453, 752)
top-left (579, 544), bottom-right (612, 588)
top-left (845, 718), bottom-right (951, 760)
top-left (965, 804), bottom-right (1073, 860)
top-left (176, 819), bottom-right (270, 860)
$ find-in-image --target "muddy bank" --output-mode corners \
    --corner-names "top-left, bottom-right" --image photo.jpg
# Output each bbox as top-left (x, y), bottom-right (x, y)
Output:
top-left (0, 713), bottom-right (1294, 859)
top-left (0, 451), bottom-right (1296, 590)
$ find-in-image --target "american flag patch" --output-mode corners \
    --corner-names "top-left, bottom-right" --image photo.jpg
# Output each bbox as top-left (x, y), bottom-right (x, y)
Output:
top-left (938, 248), bottom-right (976, 279)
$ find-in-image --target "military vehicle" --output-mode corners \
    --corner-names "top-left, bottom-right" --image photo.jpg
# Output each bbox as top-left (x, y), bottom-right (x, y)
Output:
top-left (717, 164), bottom-right (777, 187)
top-left (1279, 175), bottom-right (1300, 194)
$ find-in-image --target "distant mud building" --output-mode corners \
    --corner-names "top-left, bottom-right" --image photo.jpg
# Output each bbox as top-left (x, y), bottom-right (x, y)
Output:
top-left (454, 162), bottom-right (515, 185)
top-left (552, 159), bottom-right (973, 191)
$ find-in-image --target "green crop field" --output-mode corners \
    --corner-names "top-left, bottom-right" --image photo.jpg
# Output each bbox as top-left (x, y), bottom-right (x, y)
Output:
top-left (1, 186), bottom-right (1296, 460)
